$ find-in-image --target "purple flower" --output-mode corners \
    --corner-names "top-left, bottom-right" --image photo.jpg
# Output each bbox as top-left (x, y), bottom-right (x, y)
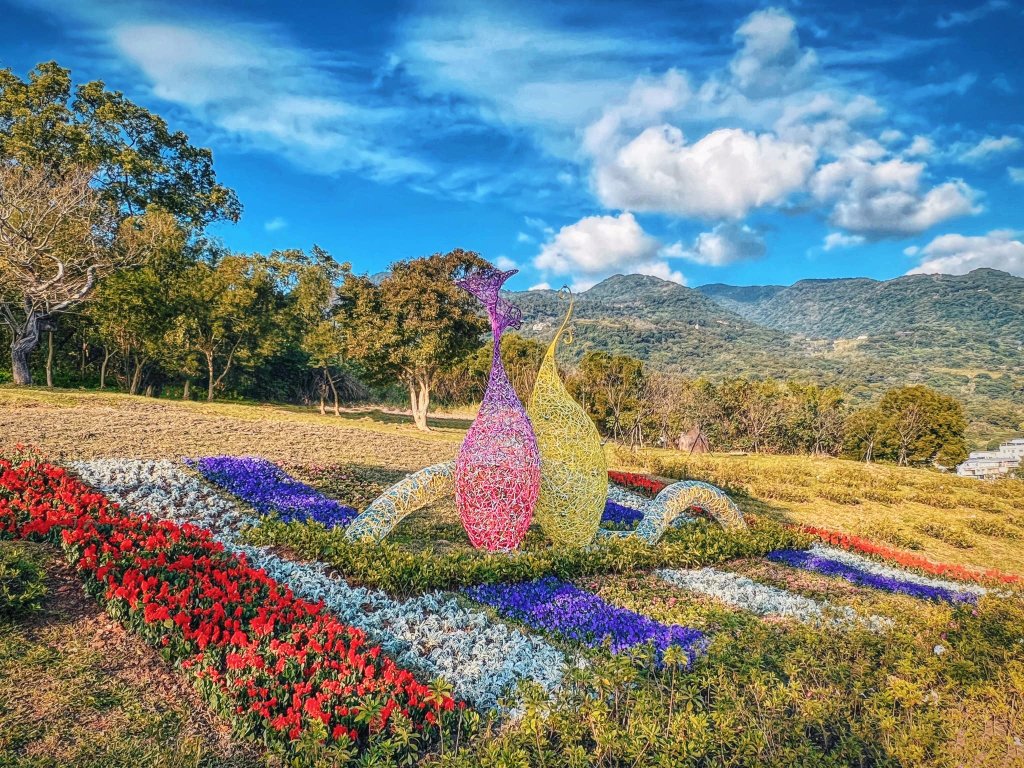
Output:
top-left (601, 500), bottom-right (644, 529)
top-left (187, 456), bottom-right (357, 528)
top-left (767, 549), bottom-right (978, 604)
top-left (464, 577), bottom-right (706, 664)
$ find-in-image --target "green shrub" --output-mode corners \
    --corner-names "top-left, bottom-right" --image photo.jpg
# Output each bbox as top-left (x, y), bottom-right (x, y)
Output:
top-left (0, 544), bottom-right (47, 620)
top-left (243, 518), bottom-right (808, 597)
top-left (964, 516), bottom-right (1022, 540)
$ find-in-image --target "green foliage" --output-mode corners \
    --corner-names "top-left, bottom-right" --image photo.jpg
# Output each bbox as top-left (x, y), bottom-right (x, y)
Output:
top-left (242, 517), bottom-right (806, 597)
top-left (0, 542), bottom-right (47, 619)
top-left (338, 249), bottom-right (490, 429)
top-left (844, 385), bottom-right (967, 467)
top-left (0, 61), bottom-right (239, 226)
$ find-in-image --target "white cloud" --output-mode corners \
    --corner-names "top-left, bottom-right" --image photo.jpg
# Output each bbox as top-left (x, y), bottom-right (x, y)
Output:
top-left (1009, 167), bottom-right (1024, 184)
top-left (264, 216), bottom-right (287, 232)
top-left (879, 129), bottom-right (904, 144)
top-left (907, 230), bottom-right (1024, 276)
top-left (667, 223), bottom-right (767, 265)
top-left (903, 245), bottom-right (920, 256)
top-left (904, 135), bottom-right (934, 157)
top-left (594, 126), bottom-right (817, 219)
top-left (959, 135), bottom-right (1021, 163)
top-left (936, 0), bottom-right (1010, 29)
top-left (516, 232), bottom-right (534, 244)
top-left (823, 232), bottom-right (865, 250)
top-left (493, 255), bottom-right (518, 270)
top-left (730, 8), bottom-right (818, 97)
top-left (811, 156), bottom-right (979, 236)
top-left (528, 282), bottom-right (552, 291)
top-left (102, 20), bottom-right (432, 182)
top-left (533, 212), bottom-right (686, 286)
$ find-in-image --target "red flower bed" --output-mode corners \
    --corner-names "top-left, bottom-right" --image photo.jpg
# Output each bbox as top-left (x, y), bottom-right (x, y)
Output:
top-left (800, 525), bottom-right (1022, 587)
top-left (0, 455), bottom-right (459, 757)
top-left (607, 470), bottom-right (668, 497)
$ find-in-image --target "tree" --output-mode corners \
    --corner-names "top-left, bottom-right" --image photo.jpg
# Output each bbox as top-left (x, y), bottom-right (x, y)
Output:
top-left (289, 247), bottom-right (350, 415)
top-left (844, 406), bottom-right (886, 463)
top-left (0, 62), bottom-right (239, 227)
top-left (0, 62), bottom-right (238, 383)
top-left (338, 250), bottom-right (489, 430)
top-left (570, 351), bottom-right (646, 440)
top-left (0, 164), bottom-right (176, 384)
top-left (878, 385), bottom-right (967, 467)
top-left (171, 254), bottom-right (285, 401)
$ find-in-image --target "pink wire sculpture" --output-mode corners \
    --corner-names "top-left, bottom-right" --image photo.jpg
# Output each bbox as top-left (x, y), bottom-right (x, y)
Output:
top-left (454, 268), bottom-right (541, 551)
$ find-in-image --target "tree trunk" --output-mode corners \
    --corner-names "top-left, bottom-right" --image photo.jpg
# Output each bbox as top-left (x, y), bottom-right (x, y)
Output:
top-left (182, 379), bottom-right (191, 400)
top-left (409, 378), bottom-right (431, 431)
top-left (9, 312), bottom-right (46, 386)
top-left (319, 394), bottom-right (326, 415)
top-left (11, 344), bottom-right (31, 386)
top-left (206, 353), bottom-right (215, 402)
top-left (45, 331), bottom-right (54, 388)
top-left (129, 358), bottom-right (144, 395)
top-left (99, 348), bottom-right (112, 389)
top-left (325, 367), bottom-right (341, 416)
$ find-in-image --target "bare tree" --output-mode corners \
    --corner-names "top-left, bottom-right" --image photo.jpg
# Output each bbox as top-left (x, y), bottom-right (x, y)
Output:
top-left (0, 163), bottom-right (173, 385)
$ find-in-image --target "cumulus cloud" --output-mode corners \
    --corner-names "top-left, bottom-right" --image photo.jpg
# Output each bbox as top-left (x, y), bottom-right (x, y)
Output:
top-left (533, 212), bottom-right (685, 287)
top-left (494, 255), bottom-right (518, 270)
top-left (730, 7), bottom-right (818, 96)
top-left (823, 232), bottom-right (865, 250)
top-left (904, 135), bottom-right (935, 157)
top-left (666, 223), bottom-right (767, 266)
top-left (264, 216), bottom-right (287, 232)
top-left (594, 126), bottom-right (817, 219)
top-left (811, 156), bottom-right (979, 236)
top-left (959, 135), bottom-right (1021, 163)
top-left (1009, 167), bottom-right (1024, 184)
top-left (907, 230), bottom-right (1024, 276)
top-left (528, 282), bottom-right (552, 291)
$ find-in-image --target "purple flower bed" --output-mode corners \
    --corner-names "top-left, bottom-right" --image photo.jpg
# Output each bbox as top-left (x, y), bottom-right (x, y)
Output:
top-left (601, 500), bottom-right (644, 529)
top-left (187, 456), bottom-right (358, 528)
top-left (464, 577), bottom-right (707, 663)
top-left (767, 549), bottom-right (978, 604)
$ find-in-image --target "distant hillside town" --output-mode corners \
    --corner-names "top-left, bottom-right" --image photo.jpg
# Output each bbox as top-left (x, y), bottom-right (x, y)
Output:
top-left (957, 439), bottom-right (1024, 479)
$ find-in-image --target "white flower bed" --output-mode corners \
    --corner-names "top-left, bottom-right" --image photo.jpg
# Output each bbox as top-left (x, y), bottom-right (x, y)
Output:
top-left (809, 544), bottom-right (989, 596)
top-left (657, 567), bottom-right (891, 631)
top-left (72, 459), bottom-right (565, 710)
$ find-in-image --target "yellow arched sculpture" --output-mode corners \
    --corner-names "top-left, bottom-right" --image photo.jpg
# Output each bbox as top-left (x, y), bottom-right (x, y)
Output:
top-left (527, 290), bottom-right (608, 548)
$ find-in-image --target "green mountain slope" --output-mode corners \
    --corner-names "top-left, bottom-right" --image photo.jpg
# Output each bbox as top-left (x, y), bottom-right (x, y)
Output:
top-left (507, 271), bottom-right (1024, 429)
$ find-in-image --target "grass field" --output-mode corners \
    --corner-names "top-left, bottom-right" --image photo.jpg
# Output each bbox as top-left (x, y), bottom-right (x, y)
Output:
top-left (2, 387), bottom-right (1022, 767)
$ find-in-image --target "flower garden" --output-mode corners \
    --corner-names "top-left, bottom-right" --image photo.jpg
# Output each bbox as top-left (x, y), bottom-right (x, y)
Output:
top-left (3, 443), bottom-right (1023, 767)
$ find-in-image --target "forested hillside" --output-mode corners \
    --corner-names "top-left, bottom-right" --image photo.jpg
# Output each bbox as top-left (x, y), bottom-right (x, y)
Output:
top-left (509, 271), bottom-right (1024, 438)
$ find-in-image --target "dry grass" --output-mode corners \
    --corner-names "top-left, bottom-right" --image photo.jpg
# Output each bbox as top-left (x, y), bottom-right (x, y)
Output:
top-left (616, 447), bottom-right (1024, 576)
top-left (0, 386), bottom-right (459, 470)
top-left (0, 541), bottom-right (266, 768)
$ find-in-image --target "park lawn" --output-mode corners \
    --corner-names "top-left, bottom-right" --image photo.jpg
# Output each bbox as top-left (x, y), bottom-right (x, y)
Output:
top-left (4, 387), bottom-right (1020, 574)
top-left (0, 541), bottom-right (267, 768)
top-left (615, 447), bottom-right (1024, 576)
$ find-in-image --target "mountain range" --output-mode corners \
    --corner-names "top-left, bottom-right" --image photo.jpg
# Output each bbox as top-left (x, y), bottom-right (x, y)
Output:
top-left (508, 268), bottom-right (1023, 432)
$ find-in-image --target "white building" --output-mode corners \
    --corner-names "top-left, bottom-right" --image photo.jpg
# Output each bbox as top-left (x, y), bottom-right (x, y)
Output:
top-left (957, 438), bottom-right (1024, 479)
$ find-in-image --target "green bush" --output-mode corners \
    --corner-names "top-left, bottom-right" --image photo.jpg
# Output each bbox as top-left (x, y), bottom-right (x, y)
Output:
top-left (243, 518), bottom-right (808, 597)
top-left (0, 544), bottom-right (47, 620)
top-left (915, 521), bottom-right (977, 549)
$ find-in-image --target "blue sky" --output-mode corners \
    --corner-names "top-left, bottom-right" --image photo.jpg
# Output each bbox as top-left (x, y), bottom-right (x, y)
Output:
top-left (2, 0), bottom-right (1022, 290)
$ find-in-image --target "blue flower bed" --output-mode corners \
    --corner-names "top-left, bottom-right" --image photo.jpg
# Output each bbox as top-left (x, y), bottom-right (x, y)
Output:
top-left (187, 456), bottom-right (358, 528)
top-left (464, 576), bottom-right (707, 663)
top-left (601, 499), bottom-right (644, 529)
top-left (767, 548), bottom-right (979, 604)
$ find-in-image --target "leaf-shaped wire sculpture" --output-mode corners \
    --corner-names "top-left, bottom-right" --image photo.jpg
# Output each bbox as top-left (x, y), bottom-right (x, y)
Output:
top-left (527, 288), bottom-right (608, 548)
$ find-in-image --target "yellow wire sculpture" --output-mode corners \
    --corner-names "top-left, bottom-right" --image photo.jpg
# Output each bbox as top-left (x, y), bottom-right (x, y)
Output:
top-left (527, 288), bottom-right (608, 548)
top-left (597, 480), bottom-right (746, 544)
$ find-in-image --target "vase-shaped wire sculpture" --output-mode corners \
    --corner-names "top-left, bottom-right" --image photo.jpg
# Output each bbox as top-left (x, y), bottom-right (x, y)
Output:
top-left (454, 268), bottom-right (540, 551)
top-left (527, 289), bottom-right (608, 548)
